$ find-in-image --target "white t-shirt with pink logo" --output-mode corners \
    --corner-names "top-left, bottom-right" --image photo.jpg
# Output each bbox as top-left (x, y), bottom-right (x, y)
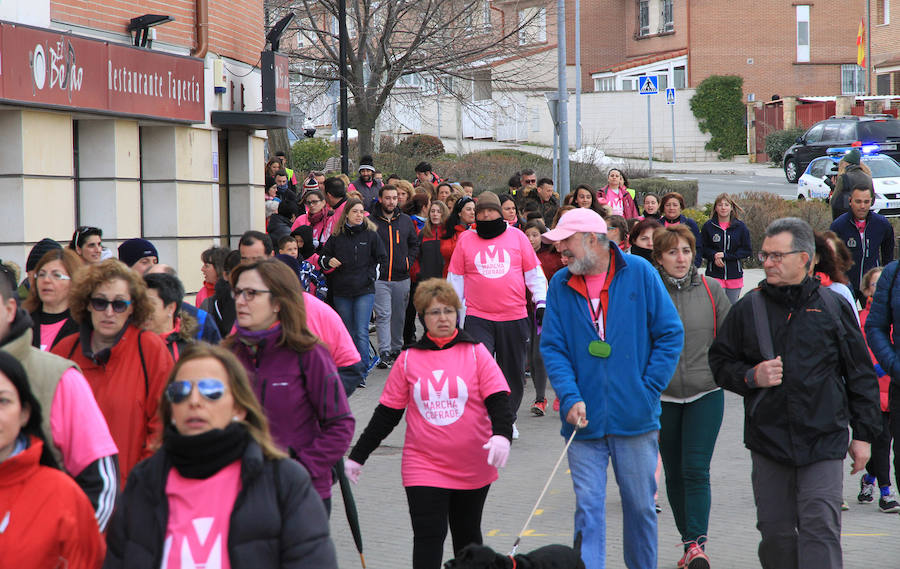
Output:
top-left (379, 341), bottom-right (510, 489)
top-left (162, 461), bottom-right (242, 569)
top-left (448, 228), bottom-right (542, 321)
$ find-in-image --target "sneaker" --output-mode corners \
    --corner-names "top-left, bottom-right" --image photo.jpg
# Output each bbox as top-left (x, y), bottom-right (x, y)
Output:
top-left (531, 399), bottom-right (547, 416)
top-left (682, 543), bottom-right (710, 569)
top-left (879, 490), bottom-right (900, 513)
top-left (366, 355), bottom-right (380, 375)
top-left (357, 378), bottom-right (367, 389)
top-left (389, 349), bottom-right (401, 360)
top-left (552, 397), bottom-right (560, 412)
top-left (841, 500), bottom-right (850, 511)
top-left (858, 476), bottom-right (876, 504)
top-left (512, 423), bottom-right (520, 440)
top-left (655, 503), bottom-right (662, 514)
top-left (376, 351), bottom-right (391, 369)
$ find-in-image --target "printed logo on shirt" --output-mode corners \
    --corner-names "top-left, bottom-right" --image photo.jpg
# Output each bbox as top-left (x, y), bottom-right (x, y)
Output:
top-left (473, 245), bottom-right (511, 279)
top-left (712, 234), bottom-right (721, 242)
top-left (162, 517), bottom-right (226, 569)
top-left (848, 238), bottom-right (857, 248)
top-left (412, 370), bottom-right (469, 426)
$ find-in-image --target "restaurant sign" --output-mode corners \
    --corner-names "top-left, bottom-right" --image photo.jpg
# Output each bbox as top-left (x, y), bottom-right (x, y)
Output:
top-left (0, 21), bottom-right (205, 122)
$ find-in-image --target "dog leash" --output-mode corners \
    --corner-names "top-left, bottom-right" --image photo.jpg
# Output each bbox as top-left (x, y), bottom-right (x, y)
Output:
top-left (508, 420), bottom-right (582, 556)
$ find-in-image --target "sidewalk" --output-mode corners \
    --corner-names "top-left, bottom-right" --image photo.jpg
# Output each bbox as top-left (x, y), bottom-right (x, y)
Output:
top-left (438, 136), bottom-right (784, 178)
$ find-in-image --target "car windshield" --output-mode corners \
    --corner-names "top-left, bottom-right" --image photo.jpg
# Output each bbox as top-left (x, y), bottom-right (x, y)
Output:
top-left (858, 121), bottom-right (900, 141)
top-left (863, 155), bottom-right (900, 178)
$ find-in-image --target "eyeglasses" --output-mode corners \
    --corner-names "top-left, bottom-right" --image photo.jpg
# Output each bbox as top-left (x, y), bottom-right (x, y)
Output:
top-left (165, 378), bottom-right (226, 404)
top-left (523, 178), bottom-right (537, 184)
top-left (757, 250), bottom-right (804, 264)
top-left (89, 297), bottom-right (132, 313)
top-left (305, 199), bottom-right (322, 206)
top-left (36, 270), bottom-right (71, 282)
top-left (424, 307), bottom-right (457, 318)
top-left (232, 287), bottom-right (272, 301)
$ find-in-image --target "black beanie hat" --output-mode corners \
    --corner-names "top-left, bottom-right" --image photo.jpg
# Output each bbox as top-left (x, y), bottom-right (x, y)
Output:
top-left (26, 238), bottom-right (62, 272)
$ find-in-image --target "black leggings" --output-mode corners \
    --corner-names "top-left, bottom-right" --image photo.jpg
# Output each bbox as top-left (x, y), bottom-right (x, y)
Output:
top-left (405, 485), bottom-right (490, 569)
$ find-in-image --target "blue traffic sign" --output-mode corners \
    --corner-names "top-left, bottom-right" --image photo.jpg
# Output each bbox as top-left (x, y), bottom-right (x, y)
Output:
top-left (639, 75), bottom-right (659, 95)
top-left (666, 88), bottom-right (676, 105)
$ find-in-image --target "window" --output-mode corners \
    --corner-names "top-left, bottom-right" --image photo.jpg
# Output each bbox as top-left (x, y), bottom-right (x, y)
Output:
top-left (518, 7), bottom-right (547, 45)
top-left (841, 64), bottom-right (865, 95)
top-left (657, 74), bottom-right (668, 90)
top-left (638, 0), bottom-right (650, 36)
top-left (482, 0), bottom-right (492, 31)
top-left (661, 0), bottom-right (674, 32)
top-left (674, 66), bottom-right (686, 88)
top-left (808, 158), bottom-right (829, 178)
top-left (472, 70), bottom-right (492, 101)
top-left (821, 122), bottom-right (844, 142)
top-left (796, 5), bottom-right (810, 63)
top-left (876, 0), bottom-right (889, 25)
top-left (877, 74), bottom-right (891, 96)
top-left (594, 77), bottom-right (615, 92)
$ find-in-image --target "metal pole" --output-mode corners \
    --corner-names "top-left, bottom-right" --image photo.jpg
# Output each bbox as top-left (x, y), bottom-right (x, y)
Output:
top-left (338, 0), bottom-right (349, 174)
top-left (866, 0), bottom-right (872, 95)
top-left (556, 0), bottom-right (571, 199)
top-left (552, 126), bottom-right (559, 187)
top-left (575, 0), bottom-right (582, 152)
top-left (671, 101), bottom-right (676, 163)
top-left (647, 95), bottom-right (653, 175)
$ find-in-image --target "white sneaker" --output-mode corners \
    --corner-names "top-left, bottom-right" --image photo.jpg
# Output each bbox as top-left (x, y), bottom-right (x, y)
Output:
top-left (512, 423), bottom-right (519, 440)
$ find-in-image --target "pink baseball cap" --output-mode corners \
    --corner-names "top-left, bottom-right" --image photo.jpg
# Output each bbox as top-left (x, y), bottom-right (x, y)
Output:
top-left (541, 208), bottom-right (608, 243)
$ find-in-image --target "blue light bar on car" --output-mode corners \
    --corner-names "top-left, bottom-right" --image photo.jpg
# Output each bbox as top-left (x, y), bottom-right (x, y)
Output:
top-left (826, 145), bottom-right (881, 156)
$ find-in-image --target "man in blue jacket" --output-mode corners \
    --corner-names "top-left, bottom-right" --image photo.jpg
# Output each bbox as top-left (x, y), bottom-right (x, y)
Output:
top-left (540, 208), bottom-right (684, 569)
top-left (830, 177), bottom-right (894, 300)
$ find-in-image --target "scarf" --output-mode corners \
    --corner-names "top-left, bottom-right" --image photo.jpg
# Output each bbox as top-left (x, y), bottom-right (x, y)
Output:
top-left (475, 217), bottom-right (507, 240)
top-left (658, 264), bottom-right (696, 290)
top-left (815, 271), bottom-right (834, 287)
top-left (164, 423), bottom-right (249, 479)
top-left (201, 280), bottom-right (216, 297)
top-left (855, 218), bottom-right (867, 233)
top-left (630, 245), bottom-right (654, 262)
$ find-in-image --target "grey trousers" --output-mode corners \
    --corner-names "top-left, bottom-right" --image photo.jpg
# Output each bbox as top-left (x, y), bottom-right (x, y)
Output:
top-left (374, 279), bottom-right (410, 354)
top-left (751, 451), bottom-right (843, 569)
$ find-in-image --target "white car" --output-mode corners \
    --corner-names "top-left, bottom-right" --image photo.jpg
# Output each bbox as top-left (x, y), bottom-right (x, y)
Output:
top-left (797, 153), bottom-right (900, 217)
top-left (569, 146), bottom-right (626, 169)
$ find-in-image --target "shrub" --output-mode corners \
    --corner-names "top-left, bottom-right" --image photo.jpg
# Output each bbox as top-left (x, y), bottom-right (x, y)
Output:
top-left (629, 178), bottom-right (699, 208)
top-left (764, 127), bottom-right (806, 165)
top-left (689, 75), bottom-right (746, 159)
top-left (291, 138), bottom-right (335, 173)
top-left (735, 192), bottom-right (831, 267)
top-left (395, 134), bottom-right (445, 158)
top-left (682, 208), bottom-right (709, 230)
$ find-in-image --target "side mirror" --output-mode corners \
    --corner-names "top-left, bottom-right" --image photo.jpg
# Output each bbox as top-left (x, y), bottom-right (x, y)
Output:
top-left (796, 136), bottom-right (804, 144)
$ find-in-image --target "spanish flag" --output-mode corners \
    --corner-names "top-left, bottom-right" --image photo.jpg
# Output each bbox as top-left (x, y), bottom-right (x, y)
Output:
top-left (857, 18), bottom-right (866, 68)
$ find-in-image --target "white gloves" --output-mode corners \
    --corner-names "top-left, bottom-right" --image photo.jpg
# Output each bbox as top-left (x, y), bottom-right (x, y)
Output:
top-left (483, 435), bottom-right (511, 468)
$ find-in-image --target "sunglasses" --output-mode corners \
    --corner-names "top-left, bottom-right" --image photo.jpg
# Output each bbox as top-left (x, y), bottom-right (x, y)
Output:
top-left (74, 226), bottom-right (102, 246)
top-left (89, 297), bottom-right (132, 313)
top-left (165, 378), bottom-right (227, 404)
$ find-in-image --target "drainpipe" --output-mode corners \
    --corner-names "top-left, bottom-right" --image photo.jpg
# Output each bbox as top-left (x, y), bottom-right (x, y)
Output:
top-left (192, 0), bottom-right (209, 58)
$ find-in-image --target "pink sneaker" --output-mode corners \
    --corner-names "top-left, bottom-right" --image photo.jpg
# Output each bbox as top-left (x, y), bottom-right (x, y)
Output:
top-left (681, 543), bottom-right (710, 569)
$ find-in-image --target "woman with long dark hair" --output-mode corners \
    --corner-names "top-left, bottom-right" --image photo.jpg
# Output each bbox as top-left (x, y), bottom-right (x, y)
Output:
top-left (105, 344), bottom-right (338, 568)
top-left (228, 259), bottom-right (354, 511)
top-left (440, 196), bottom-right (476, 277)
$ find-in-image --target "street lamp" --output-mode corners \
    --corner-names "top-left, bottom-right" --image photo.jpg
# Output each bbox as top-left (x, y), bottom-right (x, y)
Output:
top-left (127, 14), bottom-right (174, 48)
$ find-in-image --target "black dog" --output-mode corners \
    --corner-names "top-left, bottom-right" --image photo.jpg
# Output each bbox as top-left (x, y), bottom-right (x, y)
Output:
top-left (444, 543), bottom-right (585, 569)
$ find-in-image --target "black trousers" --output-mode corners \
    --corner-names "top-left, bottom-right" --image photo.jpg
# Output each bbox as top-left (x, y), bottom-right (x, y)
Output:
top-left (865, 410), bottom-right (894, 487)
top-left (464, 315), bottom-right (530, 420)
top-left (405, 485), bottom-right (490, 569)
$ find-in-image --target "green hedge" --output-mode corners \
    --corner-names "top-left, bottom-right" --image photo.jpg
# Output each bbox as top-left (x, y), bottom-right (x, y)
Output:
top-left (764, 127), bottom-right (806, 164)
top-left (629, 178), bottom-right (699, 208)
top-left (689, 75), bottom-right (746, 159)
top-left (291, 138), bottom-right (336, 172)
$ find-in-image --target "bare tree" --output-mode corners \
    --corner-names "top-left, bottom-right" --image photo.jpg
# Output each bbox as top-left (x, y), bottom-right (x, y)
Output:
top-left (267, 0), bottom-right (550, 158)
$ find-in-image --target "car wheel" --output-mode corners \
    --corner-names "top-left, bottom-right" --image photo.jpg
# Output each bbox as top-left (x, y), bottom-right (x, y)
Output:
top-left (784, 159), bottom-right (799, 183)
top-left (797, 193), bottom-right (806, 200)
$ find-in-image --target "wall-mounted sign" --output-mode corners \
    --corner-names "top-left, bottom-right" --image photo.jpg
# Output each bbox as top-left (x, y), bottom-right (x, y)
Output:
top-left (261, 50), bottom-right (290, 113)
top-left (0, 20), bottom-right (205, 122)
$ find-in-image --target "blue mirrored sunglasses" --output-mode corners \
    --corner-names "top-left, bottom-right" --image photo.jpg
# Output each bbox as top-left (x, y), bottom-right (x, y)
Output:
top-left (165, 379), bottom-right (226, 404)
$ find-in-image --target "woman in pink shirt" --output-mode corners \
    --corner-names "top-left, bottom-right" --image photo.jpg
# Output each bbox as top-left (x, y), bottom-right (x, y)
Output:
top-left (345, 279), bottom-right (514, 569)
top-left (24, 248), bottom-right (80, 351)
top-left (105, 344), bottom-right (338, 569)
top-left (597, 168), bottom-right (639, 218)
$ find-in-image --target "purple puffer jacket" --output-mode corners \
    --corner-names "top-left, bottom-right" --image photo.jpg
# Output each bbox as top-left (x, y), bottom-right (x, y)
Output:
top-left (230, 324), bottom-right (355, 500)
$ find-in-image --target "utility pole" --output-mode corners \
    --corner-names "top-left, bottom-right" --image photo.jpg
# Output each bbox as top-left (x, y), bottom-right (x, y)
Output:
top-left (575, 0), bottom-right (582, 152)
top-left (556, 0), bottom-right (570, 199)
top-left (866, 0), bottom-right (872, 95)
top-left (338, 0), bottom-right (349, 174)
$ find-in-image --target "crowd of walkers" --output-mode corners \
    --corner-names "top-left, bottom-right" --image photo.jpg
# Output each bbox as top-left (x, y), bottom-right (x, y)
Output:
top-left (0, 148), bottom-right (896, 569)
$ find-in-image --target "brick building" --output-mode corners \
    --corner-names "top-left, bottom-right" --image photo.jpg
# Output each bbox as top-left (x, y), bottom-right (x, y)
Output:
top-left (0, 0), bottom-right (275, 292)
top-left (872, 0), bottom-right (900, 95)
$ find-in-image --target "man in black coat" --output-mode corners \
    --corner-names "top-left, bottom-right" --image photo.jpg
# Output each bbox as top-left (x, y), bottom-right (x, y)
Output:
top-left (708, 217), bottom-right (881, 569)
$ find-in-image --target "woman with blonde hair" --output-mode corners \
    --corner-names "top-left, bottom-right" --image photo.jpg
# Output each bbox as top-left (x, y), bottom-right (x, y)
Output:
top-left (105, 344), bottom-right (338, 568)
top-left (700, 193), bottom-right (752, 304)
top-left (24, 248), bottom-right (82, 350)
top-left (52, 259), bottom-right (174, 484)
top-left (227, 259), bottom-right (354, 510)
top-left (320, 198), bottom-right (387, 373)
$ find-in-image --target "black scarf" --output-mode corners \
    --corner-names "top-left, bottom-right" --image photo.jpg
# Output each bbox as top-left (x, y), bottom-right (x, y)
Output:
top-left (164, 422), bottom-right (249, 479)
top-left (630, 245), bottom-right (654, 262)
top-left (475, 217), bottom-right (507, 240)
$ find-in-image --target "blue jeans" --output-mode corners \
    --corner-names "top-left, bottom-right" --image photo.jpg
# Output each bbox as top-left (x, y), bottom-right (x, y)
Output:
top-left (333, 293), bottom-right (375, 372)
top-left (567, 431), bottom-right (658, 569)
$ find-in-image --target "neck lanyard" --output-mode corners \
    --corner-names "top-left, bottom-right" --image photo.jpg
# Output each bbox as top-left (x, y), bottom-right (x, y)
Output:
top-left (583, 274), bottom-right (606, 340)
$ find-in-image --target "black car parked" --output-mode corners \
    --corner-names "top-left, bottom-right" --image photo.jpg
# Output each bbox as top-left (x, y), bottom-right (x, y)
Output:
top-left (782, 115), bottom-right (900, 182)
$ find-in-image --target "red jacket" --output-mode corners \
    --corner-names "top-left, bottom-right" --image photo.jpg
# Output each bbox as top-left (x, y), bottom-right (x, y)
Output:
top-left (440, 225), bottom-right (470, 278)
top-left (0, 437), bottom-right (104, 568)
top-left (860, 302), bottom-right (890, 412)
top-left (53, 326), bottom-right (173, 484)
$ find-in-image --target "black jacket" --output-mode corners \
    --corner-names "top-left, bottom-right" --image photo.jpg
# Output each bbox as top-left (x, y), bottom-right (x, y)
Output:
top-left (524, 193), bottom-right (559, 228)
top-left (103, 440), bottom-right (337, 569)
top-left (700, 218), bottom-right (752, 280)
top-left (350, 177), bottom-right (382, 210)
top-left (267, 213), bottom-right (294, 245)
top-left (830, 211), bottom-right (895, 296)
top-left (30, 309), bottom-right (79, 350)
top-left (319, 222), bottom-right (387, 297)
top-left (708, 277), bottom-right (881, 466)
top-left (372, 206), bottom-right (419, 281)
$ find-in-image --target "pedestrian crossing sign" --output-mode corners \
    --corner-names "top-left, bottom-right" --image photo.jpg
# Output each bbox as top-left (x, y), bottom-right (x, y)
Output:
top-left (666, 88), bottom-right (676, 105)
top-left (639, 75), bottom-right (659, 95)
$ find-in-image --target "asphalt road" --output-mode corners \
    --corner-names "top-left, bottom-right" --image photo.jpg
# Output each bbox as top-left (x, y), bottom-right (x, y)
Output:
top-left (665, 173), bottom-right (797, 205)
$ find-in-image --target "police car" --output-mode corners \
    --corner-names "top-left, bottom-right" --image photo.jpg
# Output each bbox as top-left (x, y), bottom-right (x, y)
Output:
top-left (796, 145), bottom-right (900, 216)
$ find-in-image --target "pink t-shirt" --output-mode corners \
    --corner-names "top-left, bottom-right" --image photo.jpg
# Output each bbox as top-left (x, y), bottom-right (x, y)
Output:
top-left (380, 342), bottom-right (510, 489)
top-left (303, 292), bottom-right (361, 367)
top-left (605, 188), bottom-right (625, 216)
top-left (448, 228), bottom-right (541, 321)
top-left (39, 320), bottom-right (68, 351)
top-left (50, 367), bottom-right (119, 476)
top-left (584, 273), bottom-right (607, 339)
top-left (163, 461), bottom-right (242, 569)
